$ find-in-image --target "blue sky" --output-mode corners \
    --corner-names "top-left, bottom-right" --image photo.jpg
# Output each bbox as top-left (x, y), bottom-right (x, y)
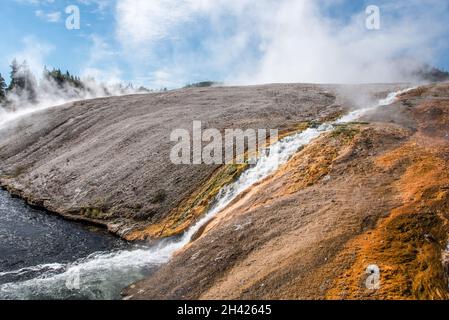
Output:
top-left (1, 0), bottom-right (448, 88)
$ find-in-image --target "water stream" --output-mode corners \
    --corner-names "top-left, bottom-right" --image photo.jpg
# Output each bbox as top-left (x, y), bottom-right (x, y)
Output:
top-left (0, 88), bottom-right (410, 299)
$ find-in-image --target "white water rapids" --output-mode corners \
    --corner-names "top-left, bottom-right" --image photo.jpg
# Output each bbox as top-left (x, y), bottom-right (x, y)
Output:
top-left (0, 88), bottom-right (412, 299)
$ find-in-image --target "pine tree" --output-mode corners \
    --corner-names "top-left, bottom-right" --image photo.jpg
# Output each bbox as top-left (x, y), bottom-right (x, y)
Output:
top-left (8, 59), bottom-right (20, 92)
top-left (0, 73), bottom-right (7, 102)
top-left (8, 60), bottom-right (37, 103)
top-left (21, 61), bottom-right (38, 102)
top-left (44, 67), bottom-right (83, 89)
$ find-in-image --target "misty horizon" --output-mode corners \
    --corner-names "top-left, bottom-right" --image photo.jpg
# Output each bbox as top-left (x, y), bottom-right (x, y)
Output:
top-left (1, 0), bottom-right (449, 89)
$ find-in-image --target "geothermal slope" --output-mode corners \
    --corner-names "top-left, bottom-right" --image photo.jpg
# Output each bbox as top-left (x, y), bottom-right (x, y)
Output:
top-left (127, 84), bottom-right (449, 300)
top-left (1, 83), bottom-right (449, 300)
top-left (0, 84), bottom-right (379, 238)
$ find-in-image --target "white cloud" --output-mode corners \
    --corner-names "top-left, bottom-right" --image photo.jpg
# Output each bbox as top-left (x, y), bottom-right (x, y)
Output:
top-left (242, 0), bottom-right (449, 84)
top-left (86, 35), bottom-right (118, 65)
top-left (148, 68), bottom-right (188, 89)
top-left (114, 0), bottom-right (449, 85)
top-left (15, 0), bottom-right (55, 5)
top-left (77, 0), bottom-right (111, 13)
top-left (114, 0), bottom-right (260, 87)
top-left (116, 0), bottom-right (191, 46)
top-left (81, 66), bottom-right (123, 85)
top-left (35, 10), bottom-right (61, 23)
top-left (115, 0), bottom-right (255, 47)
top-left (8, 36), bottom-right (54, 75)
top-left (80, 35), bottom-right (123, 85)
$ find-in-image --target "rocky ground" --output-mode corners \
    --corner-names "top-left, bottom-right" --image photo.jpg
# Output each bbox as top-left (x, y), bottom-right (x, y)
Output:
top-left (2, 83), bottom-right (448, 300)
top-left (123, 83), bottom-right (449, 300)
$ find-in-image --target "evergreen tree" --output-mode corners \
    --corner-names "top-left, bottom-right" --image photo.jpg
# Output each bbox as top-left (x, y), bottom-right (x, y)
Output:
top-left (44, 67), bottom-right (84, 89)
top-left (8, 60), bottom-right (37, 103)
top-left (8, 59), bottom-right (20, 92)
top-left (21, 61), bottom-right (38, 103)
top-left (0, 73), bottom-right (7, 102)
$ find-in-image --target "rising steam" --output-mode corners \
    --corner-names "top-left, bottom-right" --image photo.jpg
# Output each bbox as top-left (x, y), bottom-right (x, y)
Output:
top-left (0, 63), bottom-right (149, 128)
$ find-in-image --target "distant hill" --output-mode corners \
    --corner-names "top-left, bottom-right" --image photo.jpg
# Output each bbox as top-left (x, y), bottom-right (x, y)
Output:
top-left (184, 81), bottom-right (221, 88)
top-left (413, 64), bottom-right (449, 82)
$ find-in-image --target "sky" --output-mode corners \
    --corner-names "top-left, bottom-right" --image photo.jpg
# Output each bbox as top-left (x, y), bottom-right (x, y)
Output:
top-left (1, 0), bottom-right (448, 89)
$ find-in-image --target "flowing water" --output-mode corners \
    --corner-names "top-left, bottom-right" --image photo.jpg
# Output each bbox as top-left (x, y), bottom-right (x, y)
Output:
top-left (0, 88), bottom-right (411, 300)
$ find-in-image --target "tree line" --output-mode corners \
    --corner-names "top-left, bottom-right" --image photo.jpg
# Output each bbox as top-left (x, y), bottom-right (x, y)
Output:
top-left (0, 59), bottom-right (152, 108)
top-left (0, 59), bottom-right (89, 105)
top-left (0, 59), bottom-right (38, 104)
top-left (43, 66), bottom-right (84, 89)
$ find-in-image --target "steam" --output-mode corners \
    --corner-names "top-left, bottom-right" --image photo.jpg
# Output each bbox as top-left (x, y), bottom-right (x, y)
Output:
top-left (115, 0), bottom-right (449, 86)
top-left (0, 64), bottom-right (149, 128)
top-left (237, 1), bottom-right (441, 84)
top-left (2, 0), bottom-right (447, 122)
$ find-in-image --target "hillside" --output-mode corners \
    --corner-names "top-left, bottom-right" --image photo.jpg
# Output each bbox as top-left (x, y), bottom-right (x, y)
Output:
top-left (1, 83), bottom-right (448, 299)
top-left (0, 84), bottom-right (393, 238)
top-left (123, 83), bottom-right (449, 300)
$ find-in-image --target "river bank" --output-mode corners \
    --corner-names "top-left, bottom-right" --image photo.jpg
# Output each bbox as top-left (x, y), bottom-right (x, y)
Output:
top-left (1, 83), bottom-right (448, 300)
top-left (0, 187), bottom-right (164, 299)
top-left (0, 84), bottom-right (397, 239)
top-left (0, 188), bottom-right (127, 278)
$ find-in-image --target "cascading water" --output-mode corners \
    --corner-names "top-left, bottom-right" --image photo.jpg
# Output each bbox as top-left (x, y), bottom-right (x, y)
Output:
top-left (0, 88), bottom-right (412, 300)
